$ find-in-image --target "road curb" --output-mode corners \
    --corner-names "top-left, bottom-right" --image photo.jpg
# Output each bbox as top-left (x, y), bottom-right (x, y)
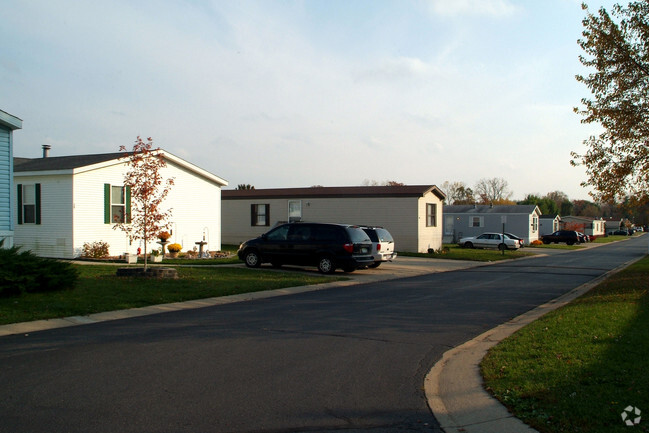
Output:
top-left (424, 254), bottom-right (645, 432)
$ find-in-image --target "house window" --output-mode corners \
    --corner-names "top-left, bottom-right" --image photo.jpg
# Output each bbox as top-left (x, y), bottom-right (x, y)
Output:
top-left (288, 200), bottom-right (302, 222)
top-left (532, 216), bottom-right (538, 232)
top-left (104, 184), bottom-right (130, 224)
top-left (22, 185), bottom-right (36, 224)
top-left (17, 183), bottom-right (41, 225)
top-left (251, 204), bottom-right (270, 226)
top-left (471, 216), bottom-right (483, 227)
top-left (426, 203), bottom-right (437, 227)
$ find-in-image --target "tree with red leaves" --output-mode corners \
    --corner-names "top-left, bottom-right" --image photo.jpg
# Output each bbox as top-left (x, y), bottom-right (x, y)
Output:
top-left (114, 136), bottom-right (174, 270)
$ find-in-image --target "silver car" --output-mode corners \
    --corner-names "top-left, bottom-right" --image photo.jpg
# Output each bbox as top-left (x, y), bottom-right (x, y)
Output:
top-left (459, 232), bottom-right (520, 250)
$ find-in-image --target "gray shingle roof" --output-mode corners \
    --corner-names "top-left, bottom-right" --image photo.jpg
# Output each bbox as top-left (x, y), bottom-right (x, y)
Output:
top-left (14, 152), bottom-right (125, 172)
top-left (444, 204), bottom-right (539, 214)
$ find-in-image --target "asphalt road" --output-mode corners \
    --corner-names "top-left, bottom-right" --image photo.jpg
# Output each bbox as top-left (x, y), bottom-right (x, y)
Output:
top-left (0, 237), bottom-right (646, 433)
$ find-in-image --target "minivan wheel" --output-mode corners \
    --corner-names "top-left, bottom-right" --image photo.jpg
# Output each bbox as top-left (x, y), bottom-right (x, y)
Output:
top-left (317, 256), bottom-right (336, 274)
top-left (244, 250), bottom-right (261, 268)
top-left (368, 262), bottom-right (381, 268)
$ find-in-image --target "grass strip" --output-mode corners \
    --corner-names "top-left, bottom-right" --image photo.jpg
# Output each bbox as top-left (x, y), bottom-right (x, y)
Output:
top-left (0, 265), bottom-right (340, 325)
top-left (481, 256), bottom-right (649, 432)
top-left (400, 244), bottom-right (537, 261)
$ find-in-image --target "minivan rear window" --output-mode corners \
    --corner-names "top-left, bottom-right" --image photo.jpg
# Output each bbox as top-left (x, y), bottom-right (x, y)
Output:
top-left (346, 227), bottom-right (371, 243)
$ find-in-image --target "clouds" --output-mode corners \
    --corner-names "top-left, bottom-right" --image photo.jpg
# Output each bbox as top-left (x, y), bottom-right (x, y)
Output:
top-left (1, 0), bottom-right (608, 200)
top-left (428, 0), bottom-right (521, 18)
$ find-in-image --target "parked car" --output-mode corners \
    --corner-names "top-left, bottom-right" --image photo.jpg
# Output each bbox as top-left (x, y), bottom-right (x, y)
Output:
top-left (237, 222), bottom-right (374, 274)
top-left (610, 229), bottom-right (631, 236)
top-left (361, 226), bottom-right (397, 268)
top-left (576, 231), bottom-right (590, 243)
top-left (504, 232), bottom-right (525, 248)
top-left (458, 233), bottom-right (521, 250)
top-left (541, 230), bottom-right (582, 245)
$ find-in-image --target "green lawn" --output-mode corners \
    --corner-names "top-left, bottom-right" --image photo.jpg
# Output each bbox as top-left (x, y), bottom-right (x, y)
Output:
top-left (0, 265), bottom-right (340, 325)
top-left (481, 256), bottom-right (649, 432)
top-left (400, 244), bottom-right (537, 261)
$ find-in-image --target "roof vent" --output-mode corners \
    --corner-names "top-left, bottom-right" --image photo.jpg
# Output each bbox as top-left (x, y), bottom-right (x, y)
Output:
top-left (42, 145), bottom-right (51, 158)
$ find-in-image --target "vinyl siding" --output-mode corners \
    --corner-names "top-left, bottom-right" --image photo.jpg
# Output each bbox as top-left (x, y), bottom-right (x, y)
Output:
top-left (13, 174), bottom-right (73, 257)
top-left (73, 160), bottom-right (223, 257)
top-left (443, 212), bottom-right (540, 244)
top-left (0, 126), bottom-right (11, 235)
top-left (14, 157), bottom-right (223, 258)
top-left (222, 193), bottom-right (444, 253)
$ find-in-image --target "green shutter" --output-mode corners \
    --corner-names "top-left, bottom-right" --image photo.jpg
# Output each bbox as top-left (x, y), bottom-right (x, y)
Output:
top-left (251, 204), bottom-right (256, 226)
top-left (104, 184), bottom-right (111, 224)
top-left (17, 184), bottom-right (23, 225)
top-left (125, 186), bottom-right (131, 224)
top-left (35, 183), bottom-right (41, 225)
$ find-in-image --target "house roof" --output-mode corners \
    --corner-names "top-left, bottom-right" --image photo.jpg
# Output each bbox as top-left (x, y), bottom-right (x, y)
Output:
top-left (0, 109), bottom-right (23, 130)
top-left (562, 215), bottom-right (604, 221)
top-left (444, 204), bottom-right (540, 214)
top-left (540, 214), bottom-right (561, 219)
top-left (14, 152), bottom-right (124, 172)
top-left (222, 185), bottom-right (446, 200)
top-left (13, 150), bottom-right (228, 186)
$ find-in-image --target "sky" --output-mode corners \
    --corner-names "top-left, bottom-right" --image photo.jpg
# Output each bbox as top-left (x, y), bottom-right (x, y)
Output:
top-left (1, 0), bottom-right (619, 201)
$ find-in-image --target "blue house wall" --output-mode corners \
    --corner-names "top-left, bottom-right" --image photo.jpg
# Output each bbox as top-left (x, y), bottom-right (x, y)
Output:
top-left (0, 110), bottom-right (23, 247)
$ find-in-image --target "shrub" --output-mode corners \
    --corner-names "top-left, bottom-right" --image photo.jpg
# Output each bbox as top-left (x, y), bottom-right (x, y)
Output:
top-left (530, 239), bottom-right (543, 246)
top-left (81, 241), bottom-right (110, 259)
top-left (167, 243), bottom-right (182, 253)
top-left (0, 241), bottom-right (78, 296)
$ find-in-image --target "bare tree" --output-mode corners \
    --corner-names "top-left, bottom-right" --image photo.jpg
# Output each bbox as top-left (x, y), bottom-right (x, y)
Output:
top-left (441, 181), bottom-right (475, 205)
top-left (474, 177), bottom-right (513, 204)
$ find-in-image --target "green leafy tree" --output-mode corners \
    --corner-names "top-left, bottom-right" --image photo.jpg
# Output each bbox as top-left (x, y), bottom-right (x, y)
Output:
top-left (114, 137), bottom-right (174, 270)
top-left (572, 2), bottom-right (649, 205)
top-left (236, 184), bottom-right (255, 190)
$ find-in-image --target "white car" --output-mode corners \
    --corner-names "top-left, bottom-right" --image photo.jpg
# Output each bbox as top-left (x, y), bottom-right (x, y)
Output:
top-left (459, 232), bottom-right (520, 250)
top-left (361, 226), bottom-right (397, 268)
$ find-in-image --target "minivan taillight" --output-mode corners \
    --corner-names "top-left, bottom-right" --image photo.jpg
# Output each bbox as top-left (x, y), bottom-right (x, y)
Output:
top-left (377, 243), bottom-right (381, 251)
top-left (343, 243), bottom-right (354, 253)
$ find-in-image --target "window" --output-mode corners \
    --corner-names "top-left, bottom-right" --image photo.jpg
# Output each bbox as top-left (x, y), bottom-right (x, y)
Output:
top-left (17, 183), bottom-right (41, 225)
top-left (471, 216), bottom-right (483, 227)
top-left (251, 204), bottom-right (270, 226)
top-left (426, 203), bottom-right (437, 227)
top-left (532, 216), bottom-right (538, 232)
top-left (104, 184), bottom-right (130, 224)
top-left (288, 200), bottom-right (302, 222)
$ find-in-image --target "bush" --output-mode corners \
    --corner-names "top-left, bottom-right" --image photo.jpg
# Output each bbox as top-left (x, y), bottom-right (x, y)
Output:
top-left (0, 241), bottom-right (78, 296)
top-left (530, 240), bottom-right (544, 246)
top-left (81, 241), bottom-right (110, 259)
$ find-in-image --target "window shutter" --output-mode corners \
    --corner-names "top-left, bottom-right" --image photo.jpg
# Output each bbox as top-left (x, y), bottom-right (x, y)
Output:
top-left (35, 183), bottom-right (41, 225)
top-left (17, 184), bottom-right (23, 225)
top-left (265, 204), bottom-right (270, 226)
top-left (251, 204), bottom-right (256, 226)
top-left (125, 186), bottom-right (131, 223)
top-left (104, 184), bottom-right (111, 224)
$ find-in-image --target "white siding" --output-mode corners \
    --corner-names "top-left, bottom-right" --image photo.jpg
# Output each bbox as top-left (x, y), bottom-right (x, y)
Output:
top-left (14, 174), bottom-right (74, 257)
top-left (222, 193), bottom-right (445, 253)
top-left (73, 160), bottom-right (222, 257)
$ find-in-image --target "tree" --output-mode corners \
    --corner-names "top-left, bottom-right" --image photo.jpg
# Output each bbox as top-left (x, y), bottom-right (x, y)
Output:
top-left (474, 177), bottom-right (513, 204)
top-left (236, 184), bottom-right (255, 190)
top-left (572, 2), bottom-right (649, 205)
top-left (114, 137), bottom-right (174, 270)
top-left (441, 181), bottom-right (475, 205)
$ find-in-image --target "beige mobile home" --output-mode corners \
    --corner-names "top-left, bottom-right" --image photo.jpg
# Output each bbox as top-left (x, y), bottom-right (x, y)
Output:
top-left (222, 185), bottom-right (446, 253)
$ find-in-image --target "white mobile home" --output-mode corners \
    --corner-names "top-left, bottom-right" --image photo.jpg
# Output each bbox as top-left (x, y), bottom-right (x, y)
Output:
top-left (443, 204), bottom-right (542, 245)
top-left (0, 110), bottom-right (22, 248)
top-left (222, 185), bottom-right (446, 253)
top-left (13, 148), bottom-right (228, 258)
